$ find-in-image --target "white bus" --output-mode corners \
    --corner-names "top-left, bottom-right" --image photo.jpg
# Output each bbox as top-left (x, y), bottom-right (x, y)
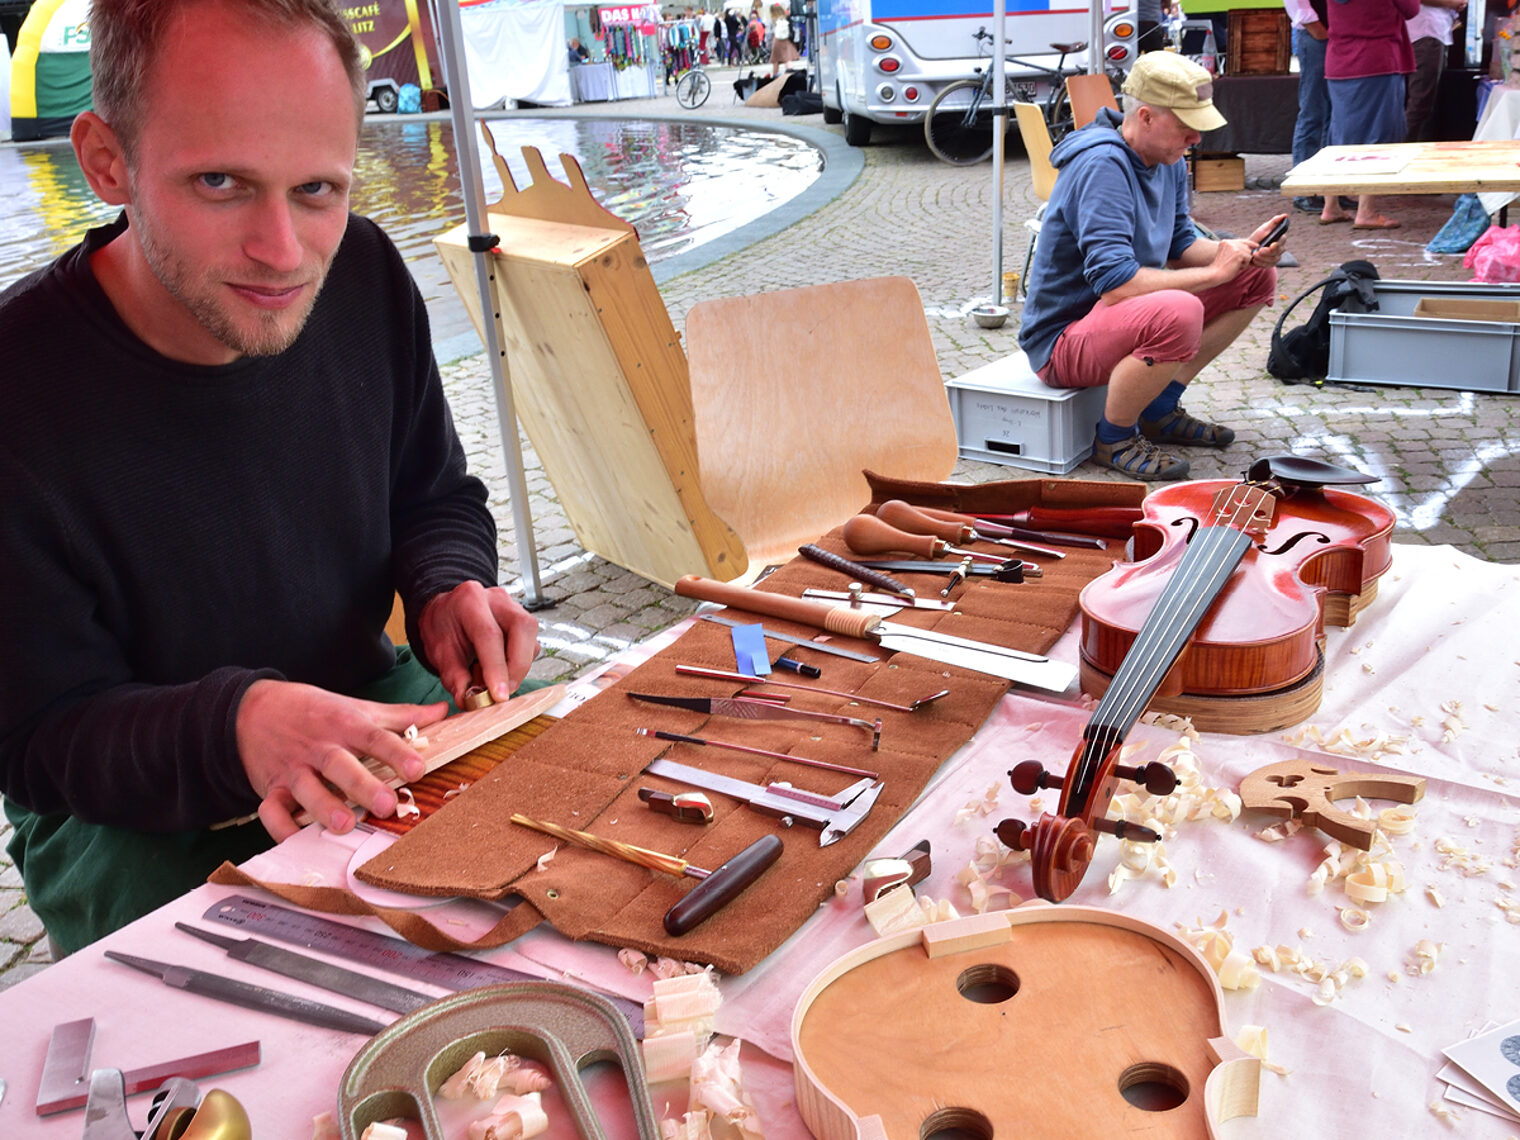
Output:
top-left (816, 0), bottom-right (1137, 147)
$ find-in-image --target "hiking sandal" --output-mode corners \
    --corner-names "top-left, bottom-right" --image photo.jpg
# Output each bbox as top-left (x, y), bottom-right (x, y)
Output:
top-left (1138, 405), bottom-right (1236, 448)
top-left (1091, 432), bottom-right (1190, 481)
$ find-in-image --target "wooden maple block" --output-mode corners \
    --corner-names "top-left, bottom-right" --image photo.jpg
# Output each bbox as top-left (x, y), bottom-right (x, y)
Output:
top-left (434, 143), bottom-right (747, 589)
top-left (1226, 8), bottom-right (1290, 76)
top-left (1193, 155), bottom-right (1245, 192)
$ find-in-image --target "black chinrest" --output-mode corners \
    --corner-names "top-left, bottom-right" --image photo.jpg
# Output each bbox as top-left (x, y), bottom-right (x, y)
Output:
top-left (1248, 455), bottom-right (1379, 488)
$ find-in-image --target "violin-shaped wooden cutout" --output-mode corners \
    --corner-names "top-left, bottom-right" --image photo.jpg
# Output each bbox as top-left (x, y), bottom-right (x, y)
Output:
top-left (995, 456), bottom-right (1394, 902)
top-left (792, 908), bottom-right (1260, 1140)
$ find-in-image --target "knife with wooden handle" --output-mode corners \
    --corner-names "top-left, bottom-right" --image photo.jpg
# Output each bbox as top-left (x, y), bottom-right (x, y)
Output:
top-left (673, 576), bottom-right (1076, 693)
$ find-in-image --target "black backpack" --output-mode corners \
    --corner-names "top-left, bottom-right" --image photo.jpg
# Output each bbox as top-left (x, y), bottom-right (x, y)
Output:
top-left (1267, 259), bottom-right (1381, 383)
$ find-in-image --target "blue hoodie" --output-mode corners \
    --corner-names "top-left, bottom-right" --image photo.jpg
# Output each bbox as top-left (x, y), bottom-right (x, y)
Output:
top-left (1017, 106), bottom-right (1197, 376)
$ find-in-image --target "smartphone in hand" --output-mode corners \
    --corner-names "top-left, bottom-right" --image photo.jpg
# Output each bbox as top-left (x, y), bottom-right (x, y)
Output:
top-left (1260, 215), bottom-right (1290, 247)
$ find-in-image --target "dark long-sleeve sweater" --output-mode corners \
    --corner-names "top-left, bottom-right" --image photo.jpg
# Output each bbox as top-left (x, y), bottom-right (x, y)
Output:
top-left (0, 213), bottom-right (498, 831)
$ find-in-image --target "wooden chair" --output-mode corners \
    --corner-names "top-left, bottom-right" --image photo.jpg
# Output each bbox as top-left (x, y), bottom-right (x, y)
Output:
top-left (1012, 103), bottom-right (1058, 300)
top-left (684, 277), bottom-right (959, 570)
top-left (1065, 72), bottom-right (1120, 131)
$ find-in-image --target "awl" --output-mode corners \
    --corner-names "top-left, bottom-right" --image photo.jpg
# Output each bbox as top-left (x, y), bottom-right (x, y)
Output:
top-left (673, 576), bottom-right (1077, 693)
top-left (878, 500), bottom-right (1066, 560)
top-left (644, 756), bottom-right (883, 846)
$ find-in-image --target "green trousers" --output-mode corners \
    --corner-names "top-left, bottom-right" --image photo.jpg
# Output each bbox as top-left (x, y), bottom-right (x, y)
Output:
top-left (5, 647), bottom-right (467, 956)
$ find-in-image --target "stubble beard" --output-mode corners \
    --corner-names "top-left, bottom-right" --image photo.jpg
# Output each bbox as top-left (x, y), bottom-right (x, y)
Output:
top-left (130, 206), bottom-right (331, 358)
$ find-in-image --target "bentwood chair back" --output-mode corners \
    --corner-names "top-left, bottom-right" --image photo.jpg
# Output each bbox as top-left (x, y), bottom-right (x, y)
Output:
top-left (1012, 104), bottom-right (1058, 299)
top-left (1065, 72), bottom-right (1120, 131)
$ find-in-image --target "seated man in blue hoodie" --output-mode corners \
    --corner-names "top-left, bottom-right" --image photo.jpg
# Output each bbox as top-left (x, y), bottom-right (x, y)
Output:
top-left (1018, 53), bottom-right (1287, 480)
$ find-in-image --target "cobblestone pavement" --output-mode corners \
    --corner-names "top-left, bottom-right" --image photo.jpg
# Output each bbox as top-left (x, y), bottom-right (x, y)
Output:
top-left (5, 73), bottom-right (1516, 986)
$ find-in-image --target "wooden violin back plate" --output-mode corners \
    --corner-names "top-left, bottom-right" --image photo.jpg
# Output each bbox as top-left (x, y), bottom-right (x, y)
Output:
top-left (792, 909), bottom-right (1259, 1140)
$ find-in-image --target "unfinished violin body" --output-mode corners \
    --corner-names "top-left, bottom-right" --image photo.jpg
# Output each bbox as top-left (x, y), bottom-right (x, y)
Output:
top-left (791, 908), bottom-right (1260, 1140)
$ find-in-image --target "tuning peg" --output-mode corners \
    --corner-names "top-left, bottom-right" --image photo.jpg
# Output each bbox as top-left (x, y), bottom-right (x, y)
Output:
top-left (1089, 818), bottom-right (1162, 843)
top-left (1111, 761), bottom-right (1179, 797)
top-left (1008, 760), bottom-right (1063, 795)
top-left (994, 818), bottom-right (1031, 851)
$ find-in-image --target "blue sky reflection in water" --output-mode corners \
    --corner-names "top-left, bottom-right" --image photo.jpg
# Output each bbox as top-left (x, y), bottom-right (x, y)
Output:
top-left (1, 117), bottom-right (821, 346)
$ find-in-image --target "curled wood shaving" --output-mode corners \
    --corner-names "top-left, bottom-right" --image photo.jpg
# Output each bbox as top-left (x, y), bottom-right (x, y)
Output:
top-left (690, 1039), bottom-right (763, 1140)
top-left (402, 723), bottom-right (429, 750)
top-left (467, 1091), bottom-right (547, 1140)
top-left (439, 1052), bottom-right (524, 1100)
top-left (1434, 837), bottom-right (1492, 877)
top-left (1338, 906), bottom-right (1371, 932)
top-left (954, 861), bottom-right (1016, 914)
top-left (1175, 912), bottom-right (1260, 991)
top-left (360, 1124), bottom-right (408, 1140)
top-left (1425, 885), bottom-right (1445, 908)
top-left (1279, 723), bottom-right (1409, 763)
top-left (863, 887), bottom-right (961, 937)
top-left (1232, 1025), bottom-right (1292, 1077)
top-left (1406, 939), bottom-right (1443, 975)
top-left (617, 948), bottom-right (648, 975)
top-left (393, 787), bottom-right (420, 821)
top-left (1377, 806), bottom-right (1418, 835)
top-left (659, 1112), bottom-right (710, 1140)
top-left (1438, 700), bottom-right (1466, 744)
top-left (534, 846), bottom-right (557, 873)
top-left (954, 783), bottom-right (1002, 824)
top-left (647, 957), bottom-right (704, 981)
top-left (1427, 1099), bottom-right (1461, 1127)
top-left (1255, 819), bottom-right (1303, 843)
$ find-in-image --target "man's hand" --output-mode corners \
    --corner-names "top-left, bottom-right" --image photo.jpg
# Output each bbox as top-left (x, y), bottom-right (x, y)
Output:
top-left (1304, 18), bottom-right (1328, 40)
top-left (418, 580), bottom-right (540, 707)
top-left (1209, 238), bottom-right (1255, 283)
top-left (1248, 214), bottom-right (1290, 267)
top-left (237, 679), bottom-right (449, 841)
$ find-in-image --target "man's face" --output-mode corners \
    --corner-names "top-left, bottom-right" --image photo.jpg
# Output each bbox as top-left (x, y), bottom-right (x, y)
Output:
top-left (120, 2), bottom-right (360, 362)
top-left (1135, 105), bottom-right (1203, 168)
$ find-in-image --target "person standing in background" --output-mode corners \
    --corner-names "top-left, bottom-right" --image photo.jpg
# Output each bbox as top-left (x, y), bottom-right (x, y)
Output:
top-left (769, 2), bottom-right (799, 73)
top-left (1138, 0), bottom-right (1171, 53)
top-left (1286, 0), bottom-right (1333, 212)
top-left (725, 7), bottom-right (745, 63)
top-left (1316, 0), bottom-right (1420, 229)
top-left (1404, 0), bottom-right (1466, 140)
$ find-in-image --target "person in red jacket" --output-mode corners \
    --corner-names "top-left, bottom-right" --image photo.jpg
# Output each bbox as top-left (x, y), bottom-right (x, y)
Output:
top-left (1317, 0), bottom-right (1422, 228)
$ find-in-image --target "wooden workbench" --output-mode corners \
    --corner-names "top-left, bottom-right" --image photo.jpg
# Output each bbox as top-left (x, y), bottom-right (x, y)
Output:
top-left (1280, 139), bottom-right (1520, 196)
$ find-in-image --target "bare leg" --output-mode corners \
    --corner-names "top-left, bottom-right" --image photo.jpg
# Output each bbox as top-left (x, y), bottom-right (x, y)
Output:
top-left (1352, 194), bottom-right (1399, 227)
top-left (1171, 303), bottom-right (1264, 386)
top-left (1104, 353), bottom-right (1184, 426)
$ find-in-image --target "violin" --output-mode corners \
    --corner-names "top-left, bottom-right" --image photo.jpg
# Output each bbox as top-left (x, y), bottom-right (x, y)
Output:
top-left (995, 456), bottom-right (1394, 902)
top-left (792, 907), bottom-right (1260, 1139)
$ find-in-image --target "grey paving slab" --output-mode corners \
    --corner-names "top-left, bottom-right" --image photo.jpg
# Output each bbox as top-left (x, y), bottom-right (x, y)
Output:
top-left (5, 76), bottom-right (1516, 986)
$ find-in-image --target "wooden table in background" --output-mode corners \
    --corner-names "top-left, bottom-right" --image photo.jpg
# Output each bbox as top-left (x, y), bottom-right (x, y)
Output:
top-left (1280, 139), bottom-right (1520, 197)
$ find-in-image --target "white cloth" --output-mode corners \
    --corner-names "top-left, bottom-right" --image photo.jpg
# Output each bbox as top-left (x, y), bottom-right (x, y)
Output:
top-left (459, 0), bottom-right (572, 108)
top-left (1406, 2), bottom-right (1458, 45)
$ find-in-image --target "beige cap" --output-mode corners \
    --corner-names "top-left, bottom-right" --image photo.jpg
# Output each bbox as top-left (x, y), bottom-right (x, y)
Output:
top-left (1120, 53), bottom-right (1226, 132)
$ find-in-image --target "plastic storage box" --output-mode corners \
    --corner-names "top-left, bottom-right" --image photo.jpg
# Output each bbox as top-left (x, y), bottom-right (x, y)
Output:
top-left (1328, 280), bottom-right (1520, 392)
top-left (945, 354), bottom-right (1107, 474)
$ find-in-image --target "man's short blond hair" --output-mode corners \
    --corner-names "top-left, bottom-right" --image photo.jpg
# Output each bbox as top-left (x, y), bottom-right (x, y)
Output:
top-left (91, 0), bottom-right (366, 159)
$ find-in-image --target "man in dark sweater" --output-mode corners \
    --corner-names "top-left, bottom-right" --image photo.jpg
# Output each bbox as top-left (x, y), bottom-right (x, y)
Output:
top-left (0, 0), bottom-right (540, 953)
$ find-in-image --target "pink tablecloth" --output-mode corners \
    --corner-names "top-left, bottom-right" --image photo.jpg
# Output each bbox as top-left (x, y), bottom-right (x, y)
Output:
top-left (1, 544), bottom-right (1517, 1138)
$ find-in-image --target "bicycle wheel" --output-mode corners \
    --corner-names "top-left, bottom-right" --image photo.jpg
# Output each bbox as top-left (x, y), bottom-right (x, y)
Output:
top-left (676, 69), bottom-right (711, 109)
top-left (1045, 83), bottom-right (1074, 144)
top-left (925, 79), bottom-right (996, 165)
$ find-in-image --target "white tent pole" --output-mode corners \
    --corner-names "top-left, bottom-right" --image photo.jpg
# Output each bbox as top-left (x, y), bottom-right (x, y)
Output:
top-left (1090, 0), bottom-right (1103, 73)
top-left (992, 0), bottom-right (1006, 304)
top-left (433, 0), bottom-right (549, 609)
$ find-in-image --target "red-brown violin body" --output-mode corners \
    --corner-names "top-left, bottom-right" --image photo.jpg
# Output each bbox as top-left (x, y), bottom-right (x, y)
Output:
top-left (1080, 478), bottom-right (1394, 701)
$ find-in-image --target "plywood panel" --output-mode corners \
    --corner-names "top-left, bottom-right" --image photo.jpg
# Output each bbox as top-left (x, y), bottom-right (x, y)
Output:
top-left (685, 277), bottom-right (959, 569)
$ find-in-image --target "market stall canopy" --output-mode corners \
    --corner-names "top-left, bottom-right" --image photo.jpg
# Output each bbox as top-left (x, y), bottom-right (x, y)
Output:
top-left (459, 0), bottom-right (571, 107)
top-left (9, 0), bottom-right (91, 143)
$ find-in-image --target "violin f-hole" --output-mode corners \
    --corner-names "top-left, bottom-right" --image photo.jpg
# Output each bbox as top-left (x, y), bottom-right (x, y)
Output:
top-left (1258, 530), bottom-right (1333, 557)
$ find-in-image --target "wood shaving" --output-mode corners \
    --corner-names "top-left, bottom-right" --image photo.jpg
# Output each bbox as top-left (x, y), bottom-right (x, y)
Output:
top-left (402, 723), bottom-right (429, 749)
top-left (660, 1111), bottom-right (710, 1140)
top-left (1175, 912), bottom-right (1260, 991)
top-left (360, 1124), bottom-right (408, 1140)
top-left (1426, 885), bottom-right (1445, 908)
top-left (1427, 1099), bottom-right (1461, 1127)
top-left (647, 957), bottom-right (701, 981)
top-left (1338, 906), bottom-right (1371, 932)
top-left (1406, 939), bottom-right (1443, 975)
top-left (863, 887), bottom-right (961, 937)
top-left (1255, 819), bottom-right (1303, 842)
top-left (1434, 836), bottom-right (1492, 877)
top-left (1439, 699), bottom-right (1466, 744)
top-left (1233, 1025), bottom-right (1292, 1076)
top-left (617, 948), bottom-right (648, 975)
top-left (954, 861), bottom-right (1016, 914)
top-left (439, 1051), bottom-right (524, 1100)
top-left (467, 1091), bottom-right (547, 1140)
top-left (689, 1039), bottom-right (763, 1140)
top-left (1377, 806), bottom-right (1418, 835)
top-left (953, 783), bottom-right (1002, 824)
top-left (1279, 723), bottom-right (1408, 763)
top-left (534, 846), bottom-right (557, 873)
top-left (393, 787), bottom-right (420, 821)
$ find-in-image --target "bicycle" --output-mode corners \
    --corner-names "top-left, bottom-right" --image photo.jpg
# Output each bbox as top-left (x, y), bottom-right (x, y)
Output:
top-left (923, 30), bottom-right (1088, 166)
top-left (675, 64), bottom-right (712, 109)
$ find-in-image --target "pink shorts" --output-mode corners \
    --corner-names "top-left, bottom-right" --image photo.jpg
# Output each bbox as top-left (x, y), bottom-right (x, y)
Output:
top-left (1038, 264), bottom-right (1277, 389)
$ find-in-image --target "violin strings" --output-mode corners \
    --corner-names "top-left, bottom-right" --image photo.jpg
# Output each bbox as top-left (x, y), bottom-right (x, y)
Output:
top-left (1067, 483), bottom-right (1271, 810)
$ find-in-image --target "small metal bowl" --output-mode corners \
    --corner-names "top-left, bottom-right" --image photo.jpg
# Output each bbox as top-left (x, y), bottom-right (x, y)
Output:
top-left (971, 304), bottom-right (1010, 329)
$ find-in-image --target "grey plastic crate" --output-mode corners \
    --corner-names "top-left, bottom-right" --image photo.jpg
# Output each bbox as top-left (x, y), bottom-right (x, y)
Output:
top-left (1328, 280), bottom-right (1520, 392)
top-left (946, 355), bottom-right (1107, 474)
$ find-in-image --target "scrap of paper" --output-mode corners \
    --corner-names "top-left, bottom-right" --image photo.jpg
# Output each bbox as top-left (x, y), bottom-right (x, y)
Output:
top-left (1442, 1017), bottom-right (1520, 1118)
top-left (729, 623), bottom-right (772, 677)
